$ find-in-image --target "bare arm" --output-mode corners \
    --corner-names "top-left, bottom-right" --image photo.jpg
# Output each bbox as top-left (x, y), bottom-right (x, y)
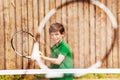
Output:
top-left (41, 54), bottom-right (65, 65)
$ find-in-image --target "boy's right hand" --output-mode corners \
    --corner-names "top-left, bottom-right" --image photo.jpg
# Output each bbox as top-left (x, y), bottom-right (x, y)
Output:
top-left (39, 51), bottom-right (45, 59)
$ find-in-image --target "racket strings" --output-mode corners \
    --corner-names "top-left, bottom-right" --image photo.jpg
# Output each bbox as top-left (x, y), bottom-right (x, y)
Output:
top-left (11, 31), bottom-right (35, 58)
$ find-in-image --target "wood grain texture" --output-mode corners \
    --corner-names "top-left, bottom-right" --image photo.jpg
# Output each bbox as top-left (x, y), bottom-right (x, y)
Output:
top-left (0, 0), bottom-right (119, 69)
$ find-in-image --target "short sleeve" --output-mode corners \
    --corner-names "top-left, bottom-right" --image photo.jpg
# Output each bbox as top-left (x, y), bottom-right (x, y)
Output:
top-left (59, 45), bottom-right (71, 56)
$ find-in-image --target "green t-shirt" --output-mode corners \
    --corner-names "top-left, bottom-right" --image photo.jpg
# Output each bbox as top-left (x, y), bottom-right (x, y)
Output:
top-left (50, 40), bottom-right (73, 80)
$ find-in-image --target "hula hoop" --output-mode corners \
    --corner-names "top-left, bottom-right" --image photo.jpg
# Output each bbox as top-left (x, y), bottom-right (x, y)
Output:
top-left (36, 0), bottom-right (117, 77)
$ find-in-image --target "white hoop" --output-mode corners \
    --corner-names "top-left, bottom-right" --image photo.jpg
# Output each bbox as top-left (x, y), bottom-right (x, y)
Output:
top-left (35, 0), bottom-right (118, 77)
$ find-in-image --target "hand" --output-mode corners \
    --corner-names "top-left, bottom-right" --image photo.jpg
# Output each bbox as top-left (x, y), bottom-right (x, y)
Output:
top-left (39, 51), bottom-right (45, 59)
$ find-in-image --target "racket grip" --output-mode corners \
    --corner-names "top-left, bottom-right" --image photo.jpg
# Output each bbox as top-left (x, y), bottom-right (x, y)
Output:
top-left (36, 58), bottom-right (48, 69)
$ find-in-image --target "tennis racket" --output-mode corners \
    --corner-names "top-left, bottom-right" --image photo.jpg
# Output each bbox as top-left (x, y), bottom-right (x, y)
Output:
top-left (11, 30), bottom-right (35, 58)
top-left (11, 30), bottom-right (48, 69)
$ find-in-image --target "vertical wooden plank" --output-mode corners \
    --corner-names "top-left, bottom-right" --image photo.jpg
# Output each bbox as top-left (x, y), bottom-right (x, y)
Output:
top-left (56, 0), bottom-right (62, 23)
top-left (45, 0), bottom-right (51, 67)
top-left (100, 0), bottom-right (107, 68)
top-left (106, 0), bottom-right (113, 68)
top-left (83, 0), bottom-right (90, 68)
top-left (39, 0), bottom-right (45, 56)
top-left (118, 0), bottom-right (120, 68)
top-left (78, 0), bottom-right (85, 68)
top-left (9, 0), bottom-right (16, 69)
top-left (73, 1), bottom-right (79, 68)
top-left (89, 2), bottom-right (96, 66)
top-left (15, 0), bottom-right (22, 69)
top-left (67, 0), bottom-right (75, 67)
top-left (111, 0), bottom-right (118, 68)
top-left (38, 0), bottom-right (45, 68)
top-left (33, 0), bottom-right (38, 35)
top-left (49, 1), bottom-right (56, 59)
top-left (28, 0), bottom-right (34, 69)
top-left (39, 0), bottom-right (45, 52)
top-left (50, 0), bottom-right (56, 23)
top-left (67, 0), bottom-right (74, 47)
top-left (61, 0), bottom-right (67, 41)
top-left (22, 0), bottom-right (28, 69)
top-left (3, 0), bottom-right (11, 69)
top-left (33, 0), bottom-right (39, 68)
top-left (21, 0), bottom-right (28, 31)
top-left (0, 0), bottom-right (5, 70)
top-left (95, 1), bottom-right (101, 63)
top-left (45, 0), bottom-right (56, 67)
top-left (49, 0), bottom-right (56, 62)
top-left (28, 0), bottom-right (33, 33)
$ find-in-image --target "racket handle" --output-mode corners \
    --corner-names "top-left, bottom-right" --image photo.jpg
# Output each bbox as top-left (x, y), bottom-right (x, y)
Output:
top-left (36, 58), bottom-right (48, 69)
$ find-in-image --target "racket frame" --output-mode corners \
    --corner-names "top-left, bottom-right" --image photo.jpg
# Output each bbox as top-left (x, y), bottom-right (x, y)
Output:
top-left (11, 30), bottom-right (36, 59)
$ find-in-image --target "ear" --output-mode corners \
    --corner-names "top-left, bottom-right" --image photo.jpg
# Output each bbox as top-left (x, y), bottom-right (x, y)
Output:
top-left (61, 32), bottom-right (65, 37)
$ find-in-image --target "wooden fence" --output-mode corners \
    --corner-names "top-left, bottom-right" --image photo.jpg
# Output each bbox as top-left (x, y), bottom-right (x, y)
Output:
top-left (0, 0), bottom-right (120, 70)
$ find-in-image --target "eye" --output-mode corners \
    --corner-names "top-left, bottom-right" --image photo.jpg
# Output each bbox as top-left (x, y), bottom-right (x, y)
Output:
top-left (55, 33), bottom-right (59, 35)
top-left (50, 32), bottom-right (60, 36)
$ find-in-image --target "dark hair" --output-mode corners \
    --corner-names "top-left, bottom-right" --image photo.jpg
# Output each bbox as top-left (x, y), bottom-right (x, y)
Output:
top-left (49, 23), bottom-right (65, 34)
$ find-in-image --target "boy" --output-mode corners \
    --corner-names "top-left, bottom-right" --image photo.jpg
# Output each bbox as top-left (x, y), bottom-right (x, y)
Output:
top-left (41, 23), bottom-right (73, 80)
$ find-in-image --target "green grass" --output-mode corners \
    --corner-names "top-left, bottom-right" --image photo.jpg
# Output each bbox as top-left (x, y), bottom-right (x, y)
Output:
top-left (0, 74), bottom-right (120, 80)
top-left (75, 74), bottom-right (120, 79)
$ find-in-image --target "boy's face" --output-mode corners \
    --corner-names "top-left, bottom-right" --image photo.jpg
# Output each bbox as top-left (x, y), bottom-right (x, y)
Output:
top-left (50, 31), bottom-right (64, 45)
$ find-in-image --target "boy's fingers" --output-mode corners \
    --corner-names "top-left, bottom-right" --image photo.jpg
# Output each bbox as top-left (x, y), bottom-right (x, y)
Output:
top-left (39, 51), bottom-right (44, 56)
